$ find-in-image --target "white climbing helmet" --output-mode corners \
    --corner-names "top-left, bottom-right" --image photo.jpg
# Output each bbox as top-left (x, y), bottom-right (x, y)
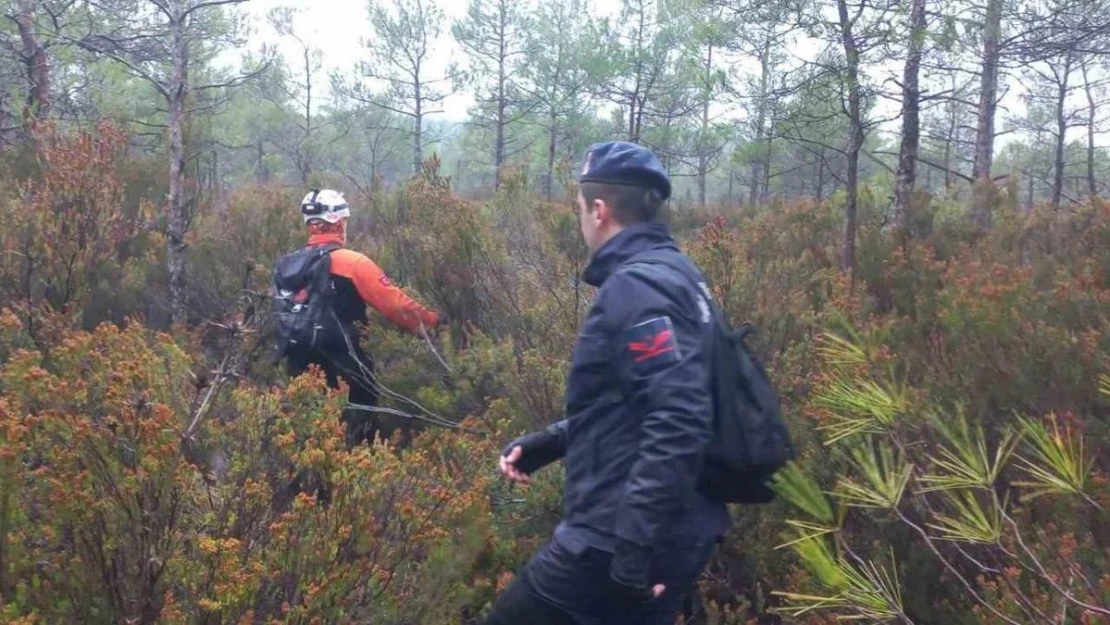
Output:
top-left (300, 188), bottom-right (350, 224)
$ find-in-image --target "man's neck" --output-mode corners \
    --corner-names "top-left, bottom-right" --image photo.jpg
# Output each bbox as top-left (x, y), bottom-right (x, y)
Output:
top-left (590, 225), bottom-right (624, 255)
top-left (308, 232), bottom-right (345, 246)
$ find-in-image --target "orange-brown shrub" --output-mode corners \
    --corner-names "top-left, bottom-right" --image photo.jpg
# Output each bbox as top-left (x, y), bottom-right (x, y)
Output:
top-left (1, 123), bottom-right (1107, 624)
top-left (0, 317), bottom-right (510, 624)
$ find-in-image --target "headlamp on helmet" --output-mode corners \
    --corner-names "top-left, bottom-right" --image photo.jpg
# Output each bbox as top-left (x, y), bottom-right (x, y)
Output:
top-left (300, 188), bottom-right (350, 224)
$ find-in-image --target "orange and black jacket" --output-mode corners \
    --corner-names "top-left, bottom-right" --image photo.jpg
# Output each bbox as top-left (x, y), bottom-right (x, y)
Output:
top-left (307, 232), bottom-right (439, 336)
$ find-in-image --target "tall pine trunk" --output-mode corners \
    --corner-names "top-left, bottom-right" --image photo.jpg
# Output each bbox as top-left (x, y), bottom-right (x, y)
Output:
top-left (15, 0), bottom-right (50, 125)
top-left (495, 78), bottom-right (506, 189)
top-left (698, 43), bottom-right (713, 207)
top-left (971, 0), bottom-right (1002, 227)
top-left (1026, 168), bottom-right (1035, 210)
top-left (944, 103), bottom-right (956, 196)
top-left (256, 140), bottom-right (266, 183)
top-left (816, 147), bottom-right (826, 201)
top-left (762, 114), bottom-right (775, 201)
top-left (748, 121), bottom-right (764, 207)
top-left (545, 106), bottom-right (557, 200)
top-left (300, 44), bottom-right (313, 184)
top-left (1052, 50), bottom-right (1074, 211)
top-left (413, 61), bottom-right (423, 176)
top-left (494, 5), bottom-right (507, 190)
top-left (167, 0), bottom-right (189, 324)
top-left (749, 48), bottom-right (770, 207)
top-left (412, 108), bottom-right (422, 176)
top-left (838, 0), bottom-right (862, 280)
top-left (893, 0), bottom-right (927, 230)
top-left (628, 1), bottom-right (646, 144)
top-left (1082, 57), bottom-right (1098, 197)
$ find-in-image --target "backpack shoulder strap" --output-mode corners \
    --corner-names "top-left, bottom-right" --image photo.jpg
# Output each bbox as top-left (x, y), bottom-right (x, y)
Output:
top-left (624, 250), bottom-right (756, 342)
top-left (310, 242), bottom-right (343, 256)
top-left (622, 250), bottom-right (704, 299)
top-left (273, 242), bottom-right (343, 289)
top-left (624, 250), bottom-right (728, 321)
top-left (274, 241), bottom-right (342, 266)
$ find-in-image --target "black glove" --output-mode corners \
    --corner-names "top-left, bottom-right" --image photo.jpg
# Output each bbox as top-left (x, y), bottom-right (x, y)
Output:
top-left (609, 539), bottom-right (657, 604)
top-left (500, 421), bottom-right (567, 475)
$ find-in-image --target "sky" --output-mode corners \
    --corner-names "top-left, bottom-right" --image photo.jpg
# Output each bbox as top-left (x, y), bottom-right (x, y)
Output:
top-left (221, 0), bottom-right (1104, 151)
top-left (231, 0), bottom-right (621, 122)
top-left (227, 0), bottom-right (828, 130)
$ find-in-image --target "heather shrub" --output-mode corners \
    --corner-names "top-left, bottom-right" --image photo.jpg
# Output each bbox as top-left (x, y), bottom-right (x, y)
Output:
top-left (188, 184), bottom-right (306, 326)
top-left (672, 192), bottom-right (1109, 623)
top-left (0, 319), bottom-right (503, 624)
top-left (0, 122), bottom-right (154, 340)
top-left (1, 122), bottom-right (1107, 624)
top-left (771, 325), bottom-right (1109, 624)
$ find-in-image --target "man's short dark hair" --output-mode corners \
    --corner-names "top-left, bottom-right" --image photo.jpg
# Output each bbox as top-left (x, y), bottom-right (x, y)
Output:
top-left (580, 181), bottom-right (666, 225)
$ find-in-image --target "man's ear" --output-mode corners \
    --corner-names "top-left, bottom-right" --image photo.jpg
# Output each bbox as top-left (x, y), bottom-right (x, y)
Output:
top-left (592, 197), bottom-right (610, 225)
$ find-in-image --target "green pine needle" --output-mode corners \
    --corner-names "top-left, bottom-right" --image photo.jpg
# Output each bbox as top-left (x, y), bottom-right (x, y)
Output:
top-left (927, 490), bottom-right (1002, 544)
top-left (776, 519), bottom-right (841, 550)
top-left (816, 331), bottom-right (871, 368)
top-left (833, 441), bottom-right (912, 509)
top-left (813, 378), bottom-right (908, 444)
top-left (1013, 414), bottom-right (1094, 502)
top-left (792, 534), bottom-right (848, 589)
top-left (771, 550), bottom-right (905, 623)
top-left (772, 462), bottom-right (836, 524)
top-left (919, 413), bottom-right (1018, 492)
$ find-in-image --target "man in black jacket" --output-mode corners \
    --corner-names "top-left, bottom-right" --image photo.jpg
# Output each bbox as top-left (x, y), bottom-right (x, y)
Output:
top-left (484, 142), bottom-right (730, 625)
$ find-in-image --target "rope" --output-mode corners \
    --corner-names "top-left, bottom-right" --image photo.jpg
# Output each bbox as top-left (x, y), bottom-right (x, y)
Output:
top-left (327, 311), bottom-right (479, 434)
top-left (344, 402), bottom-right (481, 433)
top-left (328, 358), bottom-right (468, 431)
top-left (418, 320), bottom-right (453, 374)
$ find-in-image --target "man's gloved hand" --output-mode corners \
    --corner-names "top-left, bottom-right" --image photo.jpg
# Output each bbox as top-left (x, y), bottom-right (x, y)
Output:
top-left (428, 312), bottom-right (449, 338)
top-left (499, 422), bottom-right (567, 484)
top-left (609, 539), bottom-right (665, 604)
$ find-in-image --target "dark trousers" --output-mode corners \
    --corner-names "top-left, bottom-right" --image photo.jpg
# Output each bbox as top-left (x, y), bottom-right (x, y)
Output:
top-left (280, 343), bottom-right (407, 510)
top-left (286, 344), bottom-right (385, 448)
top-left (483, 534), bottom-right (716, 625)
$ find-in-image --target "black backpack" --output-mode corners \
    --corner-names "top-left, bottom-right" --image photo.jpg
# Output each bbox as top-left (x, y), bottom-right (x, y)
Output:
top-left (627, 250), bottom-right (795, 504)
top-left (271, 243), bottom-right (343, 356)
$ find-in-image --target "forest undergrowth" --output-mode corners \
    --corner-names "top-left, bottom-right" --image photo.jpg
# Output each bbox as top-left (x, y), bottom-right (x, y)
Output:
top-left (0, 123), bottom-right (1107, 624)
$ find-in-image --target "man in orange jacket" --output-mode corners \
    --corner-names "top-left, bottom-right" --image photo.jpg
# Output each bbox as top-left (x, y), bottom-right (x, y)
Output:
top-left (278, 188), bottom-right (443, 447)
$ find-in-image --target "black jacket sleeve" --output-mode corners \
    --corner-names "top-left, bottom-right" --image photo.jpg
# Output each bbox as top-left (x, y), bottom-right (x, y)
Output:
top-left (502, 419), bottom-right (569, 474)
top-left (599, 267), bottom-right (714, 551)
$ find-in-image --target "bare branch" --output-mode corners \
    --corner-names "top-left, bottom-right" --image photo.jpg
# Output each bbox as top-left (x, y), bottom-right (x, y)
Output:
top-left (194, 60), bottom-right (273, 92)
top-left (55, 31), bottom-right (169, 98)
top-left (876, 149), bottom-right (974, 183)
top-left (182, 0), bottom-right (249, 21)
top-left (144, 0), bottom-right (172, 20)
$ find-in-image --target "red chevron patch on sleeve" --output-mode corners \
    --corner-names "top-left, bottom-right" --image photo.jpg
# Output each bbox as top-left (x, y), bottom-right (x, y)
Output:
top-left (628, 328), bottom-right (676, 362)
top-left (622, 316), bottom-right (680, 371)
